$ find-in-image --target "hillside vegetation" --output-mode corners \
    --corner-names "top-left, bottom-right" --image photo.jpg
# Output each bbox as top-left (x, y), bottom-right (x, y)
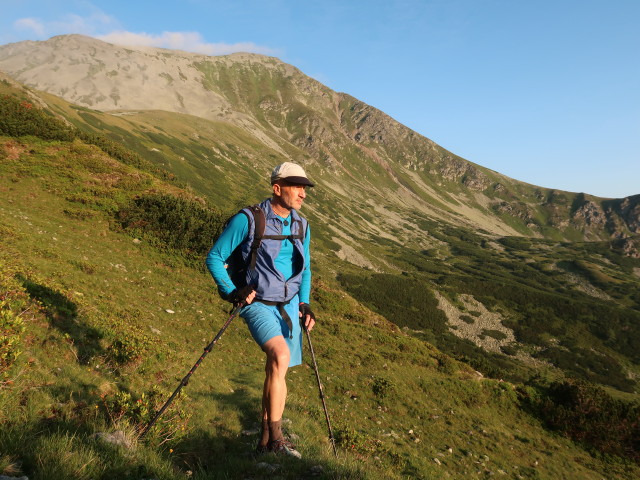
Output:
top-left (1, 61), bottom-right (640, 479)
top-left (2, 35), bottom-right (640, 248)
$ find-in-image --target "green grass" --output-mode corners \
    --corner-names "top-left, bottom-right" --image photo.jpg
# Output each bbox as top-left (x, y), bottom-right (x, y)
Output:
top-left (1, 135), bottom-right (637, 479)
top-left (1, 85), bottom-right (640, 478)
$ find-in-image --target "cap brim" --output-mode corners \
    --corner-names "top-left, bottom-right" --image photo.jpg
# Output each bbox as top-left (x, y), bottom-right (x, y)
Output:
top-left (279, 176), bottom-right (315, 187)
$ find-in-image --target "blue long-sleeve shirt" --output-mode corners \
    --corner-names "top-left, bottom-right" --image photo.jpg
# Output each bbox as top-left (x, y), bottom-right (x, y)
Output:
top-left (206, 210), bottom-right (312, 304)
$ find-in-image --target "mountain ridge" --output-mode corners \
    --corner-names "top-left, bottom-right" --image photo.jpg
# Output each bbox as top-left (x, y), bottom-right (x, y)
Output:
top-left (0, 34), bottom-right (639, 254)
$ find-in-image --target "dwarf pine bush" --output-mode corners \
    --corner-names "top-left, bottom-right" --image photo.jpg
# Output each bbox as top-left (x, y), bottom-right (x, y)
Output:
top-left (0, 301), bottom-right (26, 378)
top-left (536, 379), bottom-right (640, 463)
top-left (116, 193), bottom-right (226, 258)
top-left (0, 95), bottom-right (75, 141)
top-left (0, 94), bottom-right (170, 180)
top-left (0, 260), bottom-right (30, 380)
top-left (102, 386), bottom-right (191, 445)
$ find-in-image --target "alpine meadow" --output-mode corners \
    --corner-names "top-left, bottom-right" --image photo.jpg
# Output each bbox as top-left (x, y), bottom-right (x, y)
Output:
top-left (0, 35), bottom-right (639, 479)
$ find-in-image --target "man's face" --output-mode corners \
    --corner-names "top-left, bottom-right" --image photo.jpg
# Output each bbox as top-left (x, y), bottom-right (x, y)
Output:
top-left (274, 181), bottom-right (307, 211)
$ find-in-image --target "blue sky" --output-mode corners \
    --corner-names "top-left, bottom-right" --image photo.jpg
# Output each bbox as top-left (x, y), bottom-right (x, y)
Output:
top-left (1, 0), bottom-right (638, 198)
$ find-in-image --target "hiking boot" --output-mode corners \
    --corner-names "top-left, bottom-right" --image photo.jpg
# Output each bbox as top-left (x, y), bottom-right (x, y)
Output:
top-left (268, 438), bottom-right (302, 459)
top-left (255, 443), bottom-right (270, 456)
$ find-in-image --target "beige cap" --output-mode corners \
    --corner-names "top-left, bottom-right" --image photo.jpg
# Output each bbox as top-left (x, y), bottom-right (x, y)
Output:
top-left (270, 162), bottom-right (314, 186)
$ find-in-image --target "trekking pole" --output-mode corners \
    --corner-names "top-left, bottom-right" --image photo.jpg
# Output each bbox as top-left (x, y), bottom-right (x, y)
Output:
top-left (139, 302), bottom-right (244, 439)
top-left (304, 324), bottom-right (338, 457)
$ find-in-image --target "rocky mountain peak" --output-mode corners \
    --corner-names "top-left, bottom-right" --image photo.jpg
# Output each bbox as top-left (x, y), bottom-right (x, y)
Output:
top-left (1, 34), bottom-right (638, 246)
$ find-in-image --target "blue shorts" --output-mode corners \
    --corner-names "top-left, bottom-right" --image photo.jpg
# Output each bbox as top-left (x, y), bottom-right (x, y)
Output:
top-left (240, 296), bottom-right (302, 367)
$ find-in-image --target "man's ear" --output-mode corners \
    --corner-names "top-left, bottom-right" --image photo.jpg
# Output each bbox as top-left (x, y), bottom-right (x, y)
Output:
top-left (272, 182), bottom-right (281, 197)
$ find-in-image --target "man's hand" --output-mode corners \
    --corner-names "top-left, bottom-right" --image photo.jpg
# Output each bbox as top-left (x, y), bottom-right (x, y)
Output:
top-left (227, 284), bottom-right (256, 307)
top-left (299, 302), bottom-right (316, 332)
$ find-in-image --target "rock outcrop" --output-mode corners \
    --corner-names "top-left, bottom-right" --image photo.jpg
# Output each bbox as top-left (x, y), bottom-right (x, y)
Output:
top-left (1, 34), bottom-right (638, 247)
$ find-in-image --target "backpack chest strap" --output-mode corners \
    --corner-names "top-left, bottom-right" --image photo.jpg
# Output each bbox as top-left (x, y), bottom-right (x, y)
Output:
top-left (246, 207), bottom-right (305, 269)
top-left (260, 234), bottom-right (304, 241)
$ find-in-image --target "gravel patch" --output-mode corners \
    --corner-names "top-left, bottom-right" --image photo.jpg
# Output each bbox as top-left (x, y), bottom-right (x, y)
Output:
top-left (434, 291), bottom-right (547, 366)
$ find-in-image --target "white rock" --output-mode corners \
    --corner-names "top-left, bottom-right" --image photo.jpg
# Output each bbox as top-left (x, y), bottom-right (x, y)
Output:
top-left (91, 430), bottom-right (132, 449)
top-left (256, 462), bottom-right (279, 473)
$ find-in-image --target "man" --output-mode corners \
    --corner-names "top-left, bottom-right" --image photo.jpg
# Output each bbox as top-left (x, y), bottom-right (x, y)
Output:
top-left (206, 162), bottom-right (316, 458)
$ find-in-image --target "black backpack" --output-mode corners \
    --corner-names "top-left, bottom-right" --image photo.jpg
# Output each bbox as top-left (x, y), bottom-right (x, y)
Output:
top-left (223, 205), bottom-right (306, 293)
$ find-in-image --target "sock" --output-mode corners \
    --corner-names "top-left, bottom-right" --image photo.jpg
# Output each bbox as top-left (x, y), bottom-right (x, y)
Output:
top-left (268, 419), bottom-right (284, 443)
top-left (258, 418), bottom-right (269, 447)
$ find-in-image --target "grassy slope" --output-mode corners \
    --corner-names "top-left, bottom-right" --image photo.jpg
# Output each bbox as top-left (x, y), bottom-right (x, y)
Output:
top-left (0, 78), bottom-right (637, 478)
top-left (1, 133), bottom-right (639, 480)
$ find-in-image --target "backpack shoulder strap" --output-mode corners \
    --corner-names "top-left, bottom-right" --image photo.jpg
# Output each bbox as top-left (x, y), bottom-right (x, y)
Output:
top-left (259, 210), bottom-right (308, 242)
top-left (291, 210), bottom-right (307, 241)
top-left (245, 204), bottom-right (265, 269)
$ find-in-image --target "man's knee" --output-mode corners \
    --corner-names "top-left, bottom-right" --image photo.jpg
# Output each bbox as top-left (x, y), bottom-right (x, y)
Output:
top-left (267, 349), bottom-right (290, 370)
top-left (264, 340), bottom-right (290, 374)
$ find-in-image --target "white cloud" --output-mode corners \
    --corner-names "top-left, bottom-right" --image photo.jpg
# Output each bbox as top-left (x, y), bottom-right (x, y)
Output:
top-left (12, 10), bottom-right (120, 39)
top-left (50, 12), bottom-right (119, 35)
top-left (14, 18), bottom-right (46, 37)
top-left (97, 30), bottom-right (277, 56)
top-left (9, 9), bottom-right (275, 57)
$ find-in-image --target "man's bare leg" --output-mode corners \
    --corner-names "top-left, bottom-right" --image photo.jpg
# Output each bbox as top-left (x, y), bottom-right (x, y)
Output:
top-left (258, 335), bottom-right (290, 448)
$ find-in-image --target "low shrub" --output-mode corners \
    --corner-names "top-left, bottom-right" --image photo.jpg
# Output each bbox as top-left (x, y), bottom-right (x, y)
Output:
top-left (105, 336), bottom-right (150, 366)
top-left (372, 376), bottom-right (397, 399)
top-left (0, 94), bottom-right (171, 181)
top-left (333, 423), bottom-right (376, 455)
top-left (0, 300), bottom-right (26, 379)
top-left (481, 329), bottom-right (508, 341)
top-left (102, 386), bottom-right (191, 445)
top-left (337, 273), bottom-right (447, 332)
top-left (0, 261), bottom-right (32, 381)
top-left (536, 346), bottom-right (635, 392)
top-left (0, 95), bottom-right (75, 141)
top-left (116, 193), bottom-right (226, 259)
top-left (500, 345), bottom-right (518, 356)
top-left (460, 315), bottom-right (475, 324)
top-left (102, 309), bottom-right (160, 366)
top-left (436, 354), bottom-right (458, 375)
top-left (535, 379), bottom-right (640, 463)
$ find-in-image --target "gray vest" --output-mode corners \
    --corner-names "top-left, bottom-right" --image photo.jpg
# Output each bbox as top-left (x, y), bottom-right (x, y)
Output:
top-left (240, 198), bottom-right (308, 302)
